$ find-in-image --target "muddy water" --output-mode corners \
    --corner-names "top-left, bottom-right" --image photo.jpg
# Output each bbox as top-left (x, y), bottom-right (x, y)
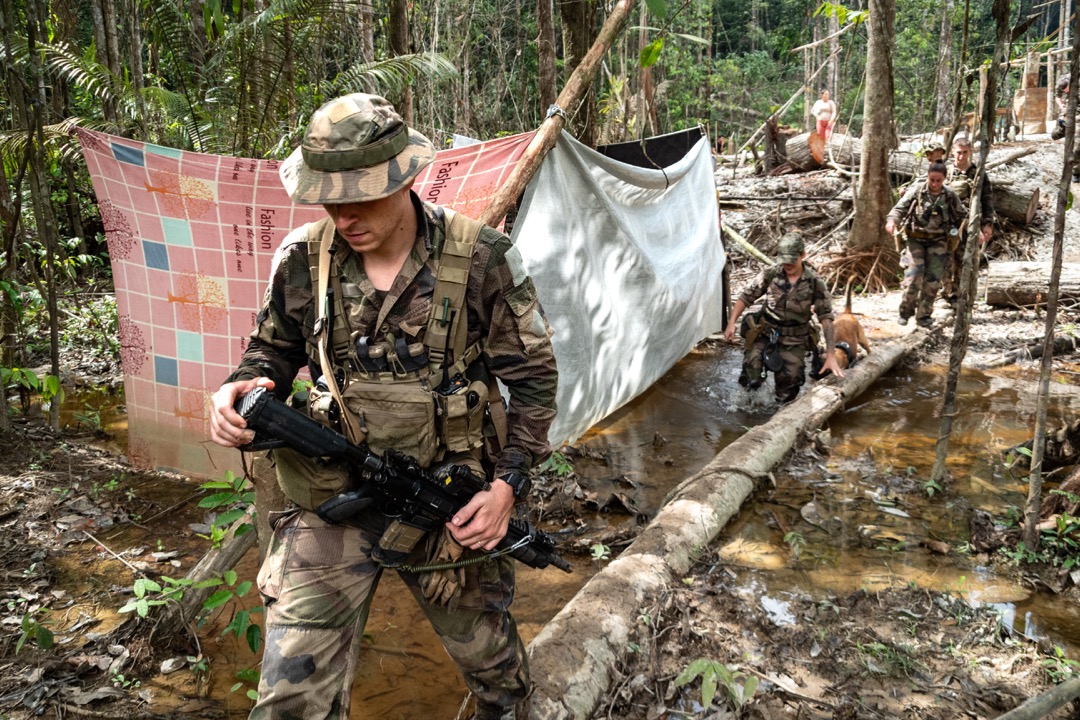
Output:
top-left (59, 343), bottom-right (1080, 718)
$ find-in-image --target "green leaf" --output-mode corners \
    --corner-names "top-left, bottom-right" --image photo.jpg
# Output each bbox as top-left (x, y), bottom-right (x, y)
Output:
top-left (246, 624), bottom-right (262, 653)
top-left (215, 508), bottom-right (246, 527)
top-left (639, 38), bottom-right (664, 69)
top-left (224, 570), bottom-right (238, 586)
top-left (645, 0), bottom-right (666, 18)
top-left (674, 658), bottom-right (711, 685)
top-left (236, 668), bottom-right (260, 683)
top-left (203, 589), bottom-right (234, 611)
top-left (194, 578), bottom-right (223, 589)
top-left (199, 492), bottom-right (240, 508)
top-left (234, 580), bottom-right (252, 597)
top-left (136, 597), bottom-right (149, 617)
top-left (199, 481), bottom-right (235, 490)
top-left (134, 577), bottom-right (162, 597)
top-left (35, 626), bottom-right (54, 650)
top-left (701, 670), bottom-right (717, 708)
top-left (43, 375), bottom-right (61, 397)
top-left (118, 600), bottom-right (138, 614)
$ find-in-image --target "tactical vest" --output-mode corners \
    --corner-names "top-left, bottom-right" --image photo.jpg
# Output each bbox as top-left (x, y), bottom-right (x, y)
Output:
top-left (904, 184), bottom-right (955, 238)
top-left (276, 208), bottom-right (505, 510)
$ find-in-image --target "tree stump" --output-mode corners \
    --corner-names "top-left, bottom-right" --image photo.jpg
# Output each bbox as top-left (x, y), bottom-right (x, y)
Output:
top-left (984, 261), bottom-right (1080, 307)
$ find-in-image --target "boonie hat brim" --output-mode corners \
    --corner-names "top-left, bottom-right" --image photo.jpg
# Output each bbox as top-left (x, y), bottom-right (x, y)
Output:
top-left (279, 126), bottom-right (437, 204)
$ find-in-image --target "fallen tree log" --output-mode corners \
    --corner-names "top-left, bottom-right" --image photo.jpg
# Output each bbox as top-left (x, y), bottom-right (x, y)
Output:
top-left (976, 334), bottom-right (1080, 368)
top-left (984, 261), bottom-right (1080, 307)
top-left (991, 183), bottom-right (1040, 224)
top-left (526, 326), bottom-right (936, 720)
top-left (782, 131), bottom-right (824, 171)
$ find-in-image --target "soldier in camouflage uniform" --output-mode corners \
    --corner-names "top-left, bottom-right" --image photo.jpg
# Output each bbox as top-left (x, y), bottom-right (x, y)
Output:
top-left (941, 135), bottom-right (994, 303)
top-left (723, 233), bottom-right (843, 404)
top-left (885, 161), bottom-right (966, 327)
top-left (209, 93), bottom-right (558, 720)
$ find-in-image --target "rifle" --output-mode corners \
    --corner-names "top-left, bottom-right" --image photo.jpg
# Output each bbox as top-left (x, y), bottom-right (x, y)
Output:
top-left (236, 387), bottom-right (572, 573)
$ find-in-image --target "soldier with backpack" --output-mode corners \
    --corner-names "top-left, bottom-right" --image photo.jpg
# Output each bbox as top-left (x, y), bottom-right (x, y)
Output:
top-left (209, 93), bottom-right (559, 720)
top-left (885, 161), bottom-right (966, 327)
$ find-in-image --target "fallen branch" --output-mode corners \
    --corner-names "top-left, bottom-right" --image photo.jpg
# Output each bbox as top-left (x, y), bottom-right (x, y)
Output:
top-left (992, 675), bottom-right (1080, 720)
top-left (722, 224), bottom-right (772, 265)
top-left (976, 334), bottom-right (1080, 368)
top-left (986, 145), bottom-right (1038, 170)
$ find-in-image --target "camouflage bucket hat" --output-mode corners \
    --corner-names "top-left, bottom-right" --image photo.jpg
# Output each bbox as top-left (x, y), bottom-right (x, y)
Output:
top-left (280, 93), bottom-right (437, 204)
top-left (925, 141), bottom-right (946, 156)
top-left (776, 233), bottom-right (804, 264)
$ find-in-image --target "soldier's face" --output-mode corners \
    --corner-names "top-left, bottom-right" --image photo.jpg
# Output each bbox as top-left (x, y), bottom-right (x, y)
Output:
top-left (953, 146), bottom-right (971, 167)
top-left (927, 171), bottom-right (945, 194)
top-left (324, 186), bottom-right (414, 255)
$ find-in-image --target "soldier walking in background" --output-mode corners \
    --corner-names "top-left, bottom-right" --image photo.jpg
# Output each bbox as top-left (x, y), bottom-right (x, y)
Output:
top-left (886, 161), bottom-right (967, 327)
top-left (942, 134), bottom-right (994, 303)
top-left (723, 233), bottom-right (843, 405)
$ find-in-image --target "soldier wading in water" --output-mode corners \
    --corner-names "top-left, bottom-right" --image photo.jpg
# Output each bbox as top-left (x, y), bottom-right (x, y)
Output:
top-left (724, 233), bottom-right (844, 404)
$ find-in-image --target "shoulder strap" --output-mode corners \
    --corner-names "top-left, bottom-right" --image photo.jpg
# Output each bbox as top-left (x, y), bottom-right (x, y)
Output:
top-left (310, 220), bottom-right (364, 443)
top-left (305, 219), bottom-right (352, 361)
top-left (425, 208), bottom-right (486, 369)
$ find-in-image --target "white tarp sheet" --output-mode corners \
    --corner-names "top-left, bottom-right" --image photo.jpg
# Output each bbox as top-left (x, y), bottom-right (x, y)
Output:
top-left (511, 130), bottom-right (725, 447)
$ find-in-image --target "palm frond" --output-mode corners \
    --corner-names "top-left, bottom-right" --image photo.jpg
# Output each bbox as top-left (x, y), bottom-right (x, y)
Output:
top-left (333, 53), bottom-right (459, 98)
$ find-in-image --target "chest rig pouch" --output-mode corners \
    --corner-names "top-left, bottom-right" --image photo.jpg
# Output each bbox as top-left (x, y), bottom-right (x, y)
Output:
top-left (307, 209), bottom-right (490, 470)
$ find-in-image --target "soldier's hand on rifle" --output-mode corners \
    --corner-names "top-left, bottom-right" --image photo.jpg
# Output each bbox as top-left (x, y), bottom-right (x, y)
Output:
top-left (210, 377), bottom-right (276, 448)
top-left (448, 479), bottom-right (515, 551)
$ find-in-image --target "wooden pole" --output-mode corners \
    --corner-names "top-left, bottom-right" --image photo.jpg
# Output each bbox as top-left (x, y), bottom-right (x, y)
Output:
top-left (479, 0), bottom-right (637, 227)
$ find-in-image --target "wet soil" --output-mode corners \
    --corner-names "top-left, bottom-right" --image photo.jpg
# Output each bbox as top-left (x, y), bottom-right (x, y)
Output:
top-left (2, 137), bottom-right (1080, 719)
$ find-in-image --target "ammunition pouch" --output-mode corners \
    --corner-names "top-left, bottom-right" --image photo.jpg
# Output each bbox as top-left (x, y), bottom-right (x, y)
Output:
top-left (436, 378), bottom-right (489, 454)
top-left (273, 447), bottom-right (354, 512)
top-left (340, 377), bottom-right (440, 468)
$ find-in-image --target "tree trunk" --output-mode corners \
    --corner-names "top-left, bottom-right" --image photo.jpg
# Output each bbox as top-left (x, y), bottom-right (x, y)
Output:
top-left (1023, 2), bottom-right (1077, 549)
top-left (389, 0), bottom-right (413, 124)
top-left (537, 0), bottom-right (557, 115)
top-left (558, 0), bottom-right (599, 147)
top-left (526, 327), bottom-right (936, 720)
top-left (828, 11), bottom-right (840, 99)
top-left (931, 0), bottom-right (1009, 486)
top-left (984, 261), bottom-right (1080, 306)
top-left (360, 0), bottom-right (375, 64)
top-left (21, 0), bottom-right (62, 431)
top-left (847, 0), bottom-right (896, 253)
top-left (782, 131), bottom-right (825, 169)
top-left (935, 0), bottom-right (954, 128)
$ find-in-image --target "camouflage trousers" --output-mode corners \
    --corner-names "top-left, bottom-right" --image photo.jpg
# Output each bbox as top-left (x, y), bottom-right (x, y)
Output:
top-left (249, 507), bottom-right (528, 720)
top-left (941, 229), bottom-right (972, 301)
top-left (738, 333), bottom-right (811, 404)
top-left (899, 236), bottom-right (948, 322)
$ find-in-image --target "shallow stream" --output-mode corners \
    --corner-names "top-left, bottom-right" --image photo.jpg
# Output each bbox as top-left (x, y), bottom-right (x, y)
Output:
top-left (58, 343), bottom-right (1080, 718)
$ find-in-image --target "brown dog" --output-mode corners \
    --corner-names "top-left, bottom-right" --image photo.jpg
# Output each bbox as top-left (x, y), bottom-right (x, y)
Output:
top-left (815, 281), bottom-right (871, 378)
